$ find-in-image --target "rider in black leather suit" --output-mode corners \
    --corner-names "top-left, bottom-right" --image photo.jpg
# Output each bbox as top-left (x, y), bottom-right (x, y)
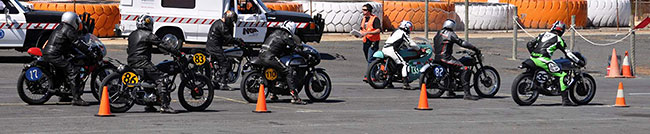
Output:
top-left (42, 12), bottom-right (92, 106)
top-left (206, 10), bottom-right (243, 90)
top-left (127, 15), bottom-right (180, 113)
top-left (259, 21), bottom-right (309, 105)
top-left (432, 19), bottom-right (481, 100)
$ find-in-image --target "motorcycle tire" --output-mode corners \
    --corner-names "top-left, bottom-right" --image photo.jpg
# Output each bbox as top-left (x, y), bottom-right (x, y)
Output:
top-left (367, 60), bottom-right (391, 89)
top-left (569, 73), bottom-right (597, 105)
top-left (17, 71), bottom-right (53, 105)
top-left (419, 67), bottom-right (445, 98)
top-left (178, 75), bottom-right (214, 111)
top-left (305, 70), bottom-right (332, 102)
top-left (240, 71), bottom-right (268, 103)
top-left (474, 66), bottom-right (501, 98)
top-left (511, 73), bottom-right (539, 106)
top-left (91, 65), bottom-right (117, 101)
top-left (100, 73), bottom-right (134, 113)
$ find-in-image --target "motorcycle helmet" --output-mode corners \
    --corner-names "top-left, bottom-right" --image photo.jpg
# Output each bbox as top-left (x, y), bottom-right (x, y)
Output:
top-left (280, 20), bottom-right (297, 35)
top-left (398, 20), bottom-right (413, 34)
top-left (61, 12), bottom-right (82, 31)
top-left (550, 21), bottom-right (566, 36)
top-left (136, 14), bottom-right (154, 30)
top-left (224, 10), bottom-right (238, 26)
top-left (442, 19), bottom-right (456, 30)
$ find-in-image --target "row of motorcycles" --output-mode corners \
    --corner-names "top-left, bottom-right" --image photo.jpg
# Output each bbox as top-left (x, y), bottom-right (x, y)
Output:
top-left (17, 33), bottom-right (332, 113)
top-left (364, 37), bottom-right (596, 106)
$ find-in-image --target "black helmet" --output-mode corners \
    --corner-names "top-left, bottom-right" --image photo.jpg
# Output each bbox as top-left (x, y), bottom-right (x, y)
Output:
top-left (550, 21), bottom-right (566, 36)
top-left (224, 10), bottom-right (238, 26)
top-left (136, 14), bottom-right (154, 30)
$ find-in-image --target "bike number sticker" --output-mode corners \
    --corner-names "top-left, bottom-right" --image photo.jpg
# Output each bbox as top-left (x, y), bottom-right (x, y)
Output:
top-left (434, 66), bottom-right (445, 77)
top-left (121, 72), bottom-right (139, 87)
top-left (193, 53), bottom-right (206, 66)
top-left (264, 68), bottom-right (278, 81)
top-left (25, 67), bottom-right (43, 81)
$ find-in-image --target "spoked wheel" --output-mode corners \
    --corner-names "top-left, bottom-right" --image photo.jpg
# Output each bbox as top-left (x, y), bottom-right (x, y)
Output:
top-left (100, 73), bottom-right (134, 113)
top-left (367, 60), bottom-right (391, 89)
top-left (569, 73), bottom-right (596, 105)
top-left (91, 66), bottom-right (117, 101)
top-left (17, 71), bottom-right (53, 105)
top-left (419, 66), bottom-right (446, 98)
top-left (474, 66), bottom-right (500, 98)
top-left (511, 73), bottom-right (538, 106)
top-left (305, 70), bottom-right (332, 102)
top-left (240, 72), bottom-right (268, 103)
top-left (178, 75), bottom-right (214, 111)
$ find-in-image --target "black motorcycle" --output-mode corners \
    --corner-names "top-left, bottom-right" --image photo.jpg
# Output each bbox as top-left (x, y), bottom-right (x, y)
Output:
top-left (511, 52), bottom-right (596, 106)
top-left (17, 34), bottom-right (116, 104)
top-left (190, 42), bottom-right (259, 88)
top-left (99, 36), bottom-right (213, 112)
top-left (240, 44), bottom-right (331, 103)
top-left (419, 50), bottom-right (500, 98)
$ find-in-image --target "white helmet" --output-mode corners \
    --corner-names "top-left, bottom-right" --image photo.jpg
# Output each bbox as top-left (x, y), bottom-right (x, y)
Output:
top-left (61, 12), bottom-right (81, 30)
top-left (398, 20), bottom-right (413, 33)
top-left (280, 20), bottom-right (297, 35)
top-left (442, 19), bottom-right (456, 30)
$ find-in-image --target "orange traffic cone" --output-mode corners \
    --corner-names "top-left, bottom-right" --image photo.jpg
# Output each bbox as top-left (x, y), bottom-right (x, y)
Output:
top-left (621, 51), bottom-right (635, 78)
top-left (415, 83), bottom-right (433, 110)
top-left (606, 48), bottom-right (623, 78)
top-left (95, 86), bottom-right (115, 117)
top-left (613, 82), bottom-right (629, 107)
top-left (253, 84), bottom-right (271, 113)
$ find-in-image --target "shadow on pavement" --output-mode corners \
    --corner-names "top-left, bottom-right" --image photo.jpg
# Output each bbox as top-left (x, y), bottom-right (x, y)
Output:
top-left (0, 56), bottom-right (33, 63)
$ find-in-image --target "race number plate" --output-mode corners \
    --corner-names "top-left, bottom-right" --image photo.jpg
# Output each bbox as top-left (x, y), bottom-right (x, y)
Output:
top-left (264, 68), bottom-right (278, 81)
top-left (193, 53), bottom-right (206, 66)
top-left (25, 67), bottom-right (43, 81)
top-left (121, 72), bottom-right (139, 87)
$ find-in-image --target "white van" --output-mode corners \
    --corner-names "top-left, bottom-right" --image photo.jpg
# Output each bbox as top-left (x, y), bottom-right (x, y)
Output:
top-left (0, 0), bottom-right (64, 51)
top-left (117, 0), bottom-right (324, 44)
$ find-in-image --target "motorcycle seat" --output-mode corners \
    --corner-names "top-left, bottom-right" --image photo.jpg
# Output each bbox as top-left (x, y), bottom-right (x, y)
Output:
top-left (249, 57), bottom-right (263, 66)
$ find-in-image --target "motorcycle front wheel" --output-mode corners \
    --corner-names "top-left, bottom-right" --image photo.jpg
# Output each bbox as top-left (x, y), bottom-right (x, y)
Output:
top-left (474, 66), bottom-right (500, 97)
top-left (367, 60), bottom-right (391, 89)
top-left (569, 73), bottom-right (596, 105)
top-left (91, 65), bottom-right (117, 101)
top-left (178, 75), bottom-right (214, 111)
top-left (17, 71), bottom-right (53, 105)
top-left (240, 71), bottom-right (268, 103)
top-left (100, 73), bottom-right (135, 113)
top-left (511, 73), bottom-right (538, 106)
top-left (305, 70), bottom-right (332, 102)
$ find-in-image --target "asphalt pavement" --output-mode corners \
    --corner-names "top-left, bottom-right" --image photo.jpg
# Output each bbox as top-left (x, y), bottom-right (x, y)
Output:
top-left (0, 34), bottom-right (649, 134)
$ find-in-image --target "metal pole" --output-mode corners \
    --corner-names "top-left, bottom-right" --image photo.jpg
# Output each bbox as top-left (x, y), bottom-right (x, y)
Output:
top-left (570, 15), bottom-right (575, 50)
top-left (309, 0), bottom-right (312, 16)
top-left (632, 0), bottom-right (637, 75)
top-left (425, 0), bottom-right (429, 39)
top-left (464, 0), bottom-right (469, 41)
top-left (617, 1), bottom-right (620, 31)
top-left (512, 15), bottom-right (518, 60)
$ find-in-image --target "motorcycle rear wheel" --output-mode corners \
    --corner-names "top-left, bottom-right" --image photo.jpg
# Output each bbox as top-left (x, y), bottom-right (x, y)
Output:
top-left (91, 65), bottom-right (117, 101)
top-left (419, 68), bottom-right (445, 98)
top-left (100, 73), bottom-right (134, 113)
top-left (17, 71), bottom-right (53, 105)
top-left (178, 75), bottom-right (214, 111)
top-left (367, 60), bottom-right (391, 89)
top-left (240, 71), bottom-right (268, 103)
top-left (511, 73), bottom-right (538, 106)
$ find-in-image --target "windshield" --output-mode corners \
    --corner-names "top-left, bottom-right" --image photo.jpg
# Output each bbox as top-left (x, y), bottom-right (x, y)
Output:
top-left (255, 0), bottom-right (270, 13)
top-left (13, 0), bottom-right (30, 13)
